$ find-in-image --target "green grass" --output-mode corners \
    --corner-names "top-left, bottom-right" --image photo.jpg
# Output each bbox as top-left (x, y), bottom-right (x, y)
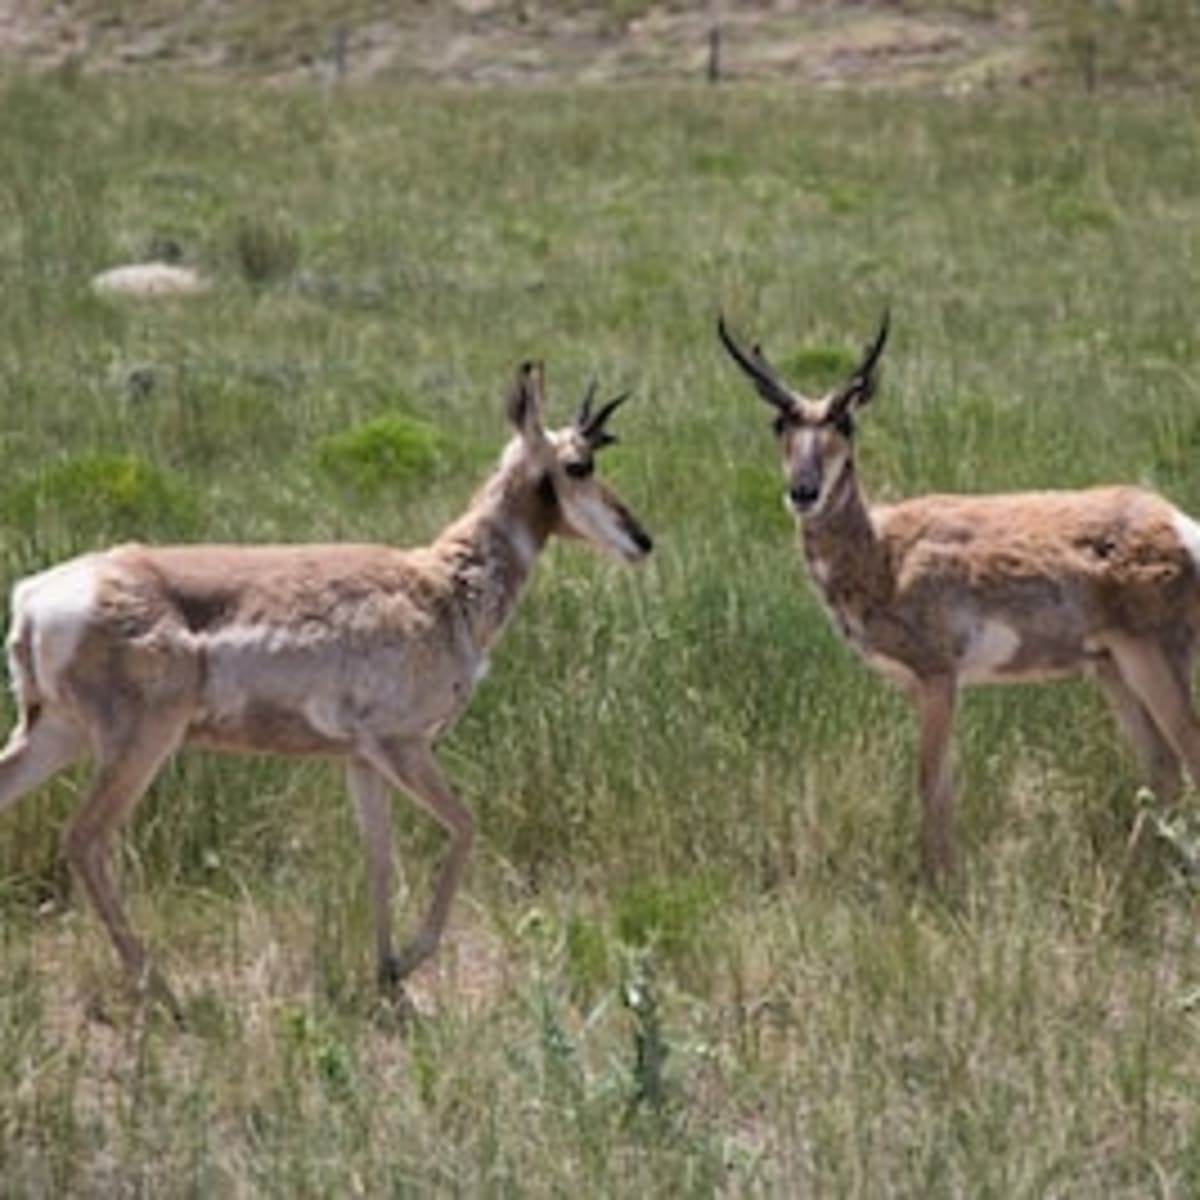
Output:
top-left (4, 70), bottom-right (1200, 1194)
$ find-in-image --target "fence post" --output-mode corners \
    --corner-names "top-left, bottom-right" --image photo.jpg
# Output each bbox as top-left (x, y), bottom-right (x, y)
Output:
top-left (333, 26), bottom-right (349, 81)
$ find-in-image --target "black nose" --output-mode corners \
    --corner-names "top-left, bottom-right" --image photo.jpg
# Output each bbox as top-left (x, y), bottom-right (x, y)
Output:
top-left (632, 527), bottom-right (654, 555)
top-left (789, 483), bottom-right (820, 510)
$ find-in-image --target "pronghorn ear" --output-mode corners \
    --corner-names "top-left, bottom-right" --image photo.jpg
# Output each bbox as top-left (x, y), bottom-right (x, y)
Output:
top-left (507, 360), bottom-right (547, 443)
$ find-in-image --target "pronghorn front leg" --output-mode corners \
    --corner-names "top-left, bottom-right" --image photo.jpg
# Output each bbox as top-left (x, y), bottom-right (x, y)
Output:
top-left (346, 759), bottom-right (401, 991)
top-left (359, 737), bottom-right (475, 984)
top-left (913, 675), bottom-right (959, 882)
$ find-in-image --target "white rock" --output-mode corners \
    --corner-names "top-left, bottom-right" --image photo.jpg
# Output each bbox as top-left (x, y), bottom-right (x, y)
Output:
top-left (91, 262), bottom-right (210, 297)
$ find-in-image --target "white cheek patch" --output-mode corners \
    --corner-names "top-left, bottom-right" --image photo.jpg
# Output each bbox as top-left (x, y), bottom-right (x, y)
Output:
top-left (563, 491), bottom-right (640, 561)
top-left (816, 447), bottom-right (849, 504)
top-left (1172, 508), bottom-right (1200, 571)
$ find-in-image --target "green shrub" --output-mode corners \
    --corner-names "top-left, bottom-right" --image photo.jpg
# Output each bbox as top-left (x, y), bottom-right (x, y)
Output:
top-left (315, 413), bottom-right (446, 497)
top-left (614, 872), bottom-right (727, 965)
top-left (230, 211), bottom-right (300, 284)
top-left (780, 344), bottom-right (858, 393)
top-left (5, 453), bottom-right (201, 547)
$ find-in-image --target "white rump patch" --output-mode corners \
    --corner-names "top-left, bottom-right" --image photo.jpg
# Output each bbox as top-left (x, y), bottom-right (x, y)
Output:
top-left (14, 555), bottom-right (101, 700)
top-left (961, 618), bottom-right (1021, 683)
top-left (1172, 508), bottom-right (1200, 571)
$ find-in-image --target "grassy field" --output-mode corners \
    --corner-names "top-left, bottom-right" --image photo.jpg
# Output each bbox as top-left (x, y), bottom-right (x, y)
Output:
top-left (4, 69), bottom-right (1200, 1195)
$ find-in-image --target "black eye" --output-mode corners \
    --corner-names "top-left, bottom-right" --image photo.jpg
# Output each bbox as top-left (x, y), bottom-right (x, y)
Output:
top-left (772, 414), bottom-right (795, 437)
top-left (564, 459), bottom-right (594, 479)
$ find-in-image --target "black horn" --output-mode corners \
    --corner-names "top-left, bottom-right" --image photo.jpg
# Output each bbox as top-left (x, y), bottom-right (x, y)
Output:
top-left (576, 378), bottom-right (598, 430)
top-left (832, 309), bottom-right (891, 413)
top-left (716, 315), bottom-right (798, 414)
top-left (578, 388), bottom-right (630, 449)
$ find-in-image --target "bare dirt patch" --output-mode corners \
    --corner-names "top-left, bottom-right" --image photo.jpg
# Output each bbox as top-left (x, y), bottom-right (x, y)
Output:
top-left (0, 1), bottom-right (1035, 90)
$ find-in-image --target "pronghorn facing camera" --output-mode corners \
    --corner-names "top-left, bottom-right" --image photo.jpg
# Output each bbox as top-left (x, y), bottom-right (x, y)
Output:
top-left (0, 362), bottom-right (652, 1019)
top-left (719, 311), bottom-right (1200, 880)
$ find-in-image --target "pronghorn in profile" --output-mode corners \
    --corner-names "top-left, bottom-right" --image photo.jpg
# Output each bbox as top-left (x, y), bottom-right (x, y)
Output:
top-left (719, 312), bottom-right (1200, 879)
top-left (0, 362), bottom-right (652, 1019)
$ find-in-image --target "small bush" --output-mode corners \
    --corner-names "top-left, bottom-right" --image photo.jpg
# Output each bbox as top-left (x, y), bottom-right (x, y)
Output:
top-left (6, 453), bottom-right (200, 545)
top-left (315, 413), bottom-right (446, 497)
top-left (614, 871), bottom-right (726, 966)
top-left (231, 212), bottom-right (300, 284)
top-left (781, 344), bottom-right (858, 392)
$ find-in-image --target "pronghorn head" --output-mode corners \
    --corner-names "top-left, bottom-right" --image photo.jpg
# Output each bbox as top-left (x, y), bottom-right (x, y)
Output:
top-left (718, 312), bottom-right (890, 519)
top-left (505, 361), bottom-right (653, 563)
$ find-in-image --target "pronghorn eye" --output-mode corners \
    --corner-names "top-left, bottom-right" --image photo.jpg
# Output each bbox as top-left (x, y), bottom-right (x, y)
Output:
top-left (564, 459), bottom-right (594, 479)
top-left (772, 413), bottom-right (796, 437)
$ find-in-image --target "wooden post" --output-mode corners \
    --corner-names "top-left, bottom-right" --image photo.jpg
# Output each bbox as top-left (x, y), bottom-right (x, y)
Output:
top-left (334, 26), bottom-right (349, 81)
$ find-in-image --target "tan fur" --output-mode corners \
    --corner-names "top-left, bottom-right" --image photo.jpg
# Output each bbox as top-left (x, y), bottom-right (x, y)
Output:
top-left (0, 363), bottom-right (651, 1018)
top-left (721, 316), bottom-right (1200, 880)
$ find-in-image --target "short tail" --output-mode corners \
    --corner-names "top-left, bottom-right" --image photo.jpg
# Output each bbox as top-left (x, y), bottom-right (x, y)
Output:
top-left (5, 588), bottom-right (43, 732)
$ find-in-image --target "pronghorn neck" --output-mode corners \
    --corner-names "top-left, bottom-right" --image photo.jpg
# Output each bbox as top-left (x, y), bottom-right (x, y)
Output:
top-left (433, 444), bottom-right (555, 652)
top-left (798, 464), bottom-right (882, 593)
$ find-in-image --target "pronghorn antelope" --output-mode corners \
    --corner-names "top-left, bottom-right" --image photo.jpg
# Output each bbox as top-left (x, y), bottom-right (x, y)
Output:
top-left (0, 362), bottom-right (652, 1019)
top-left (719, 312), bottom-right (1200, 880)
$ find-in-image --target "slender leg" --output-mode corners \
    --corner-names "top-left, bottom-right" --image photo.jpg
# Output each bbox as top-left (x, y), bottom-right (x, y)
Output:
top-left (913, 674), bottom-right (959, 883)
top-left (346, 759), bottom-right (400, 990)
top-left (1106, 637), bottom-right (1200, 788)
top-left (0, 711), bottom-right (84, 813)
top-left (1095, 656), bottom-right (1182, 802)
top-left (62, 715), bottom-right (188, 1021)
top-left (358, 737), bottom-right (474, 982)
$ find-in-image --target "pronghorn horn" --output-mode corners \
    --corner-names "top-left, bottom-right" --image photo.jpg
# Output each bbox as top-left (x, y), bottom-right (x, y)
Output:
top-left (579, 390), bottom-right (630, 448)
top-left (576, 378), bottom-right (598, 430)
top-left (832, 309), bottom-right (891, 413)
top-left (716, 315), bottom-right (798, 414)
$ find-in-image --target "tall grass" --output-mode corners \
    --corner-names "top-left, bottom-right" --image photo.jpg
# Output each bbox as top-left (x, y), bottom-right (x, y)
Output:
top-left (3, 71), bottom-right (1200, 1193)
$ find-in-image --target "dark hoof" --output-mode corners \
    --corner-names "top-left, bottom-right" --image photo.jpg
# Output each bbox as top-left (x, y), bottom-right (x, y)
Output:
top-left (378, 954), bottom-right (404, 993)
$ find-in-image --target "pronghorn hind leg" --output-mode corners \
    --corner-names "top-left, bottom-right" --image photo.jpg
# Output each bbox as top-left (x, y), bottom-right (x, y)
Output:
top-left (62, 713), bottom-right (189, 1023)
top-left (912, 674), bottom-right (960, 884)
top-left (1105, 636), bottom-right (1200, 792)
top-left (0, 710), bottom-right (84, 814)
top-left (346, 759), bottom-right (401, 993)
top-left (1095, 655), bottom-right (1183, 803)
top-left (359, 737), bottom-right (475, 984)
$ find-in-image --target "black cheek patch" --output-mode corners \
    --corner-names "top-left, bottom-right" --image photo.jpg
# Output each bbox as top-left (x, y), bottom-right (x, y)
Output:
top-left (537, 472), bottom-right (558, 509)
